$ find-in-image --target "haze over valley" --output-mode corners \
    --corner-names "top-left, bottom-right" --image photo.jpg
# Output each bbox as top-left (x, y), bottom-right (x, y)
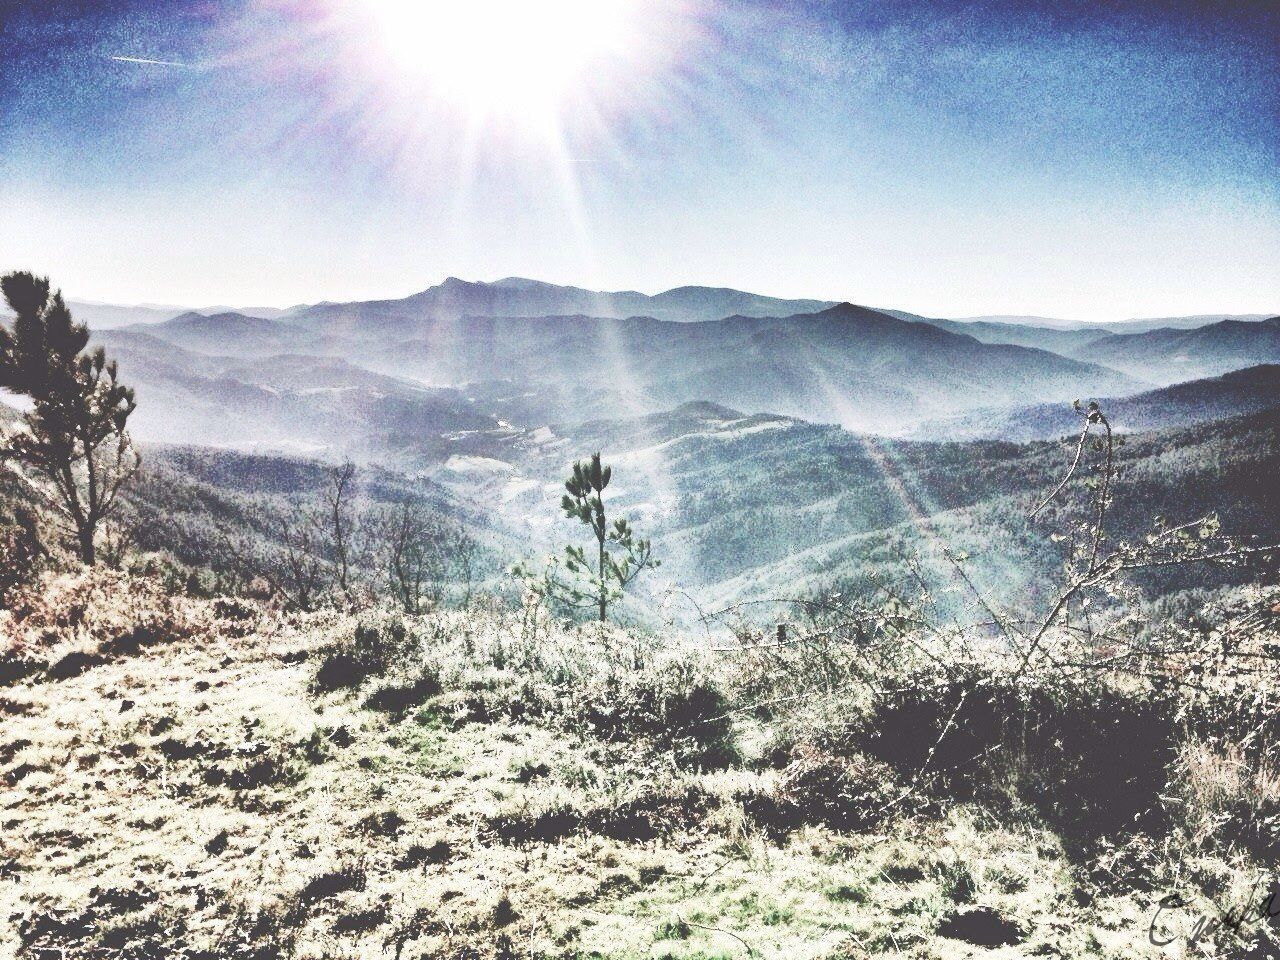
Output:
top-left (25, 275), bottom-right (1272, 617)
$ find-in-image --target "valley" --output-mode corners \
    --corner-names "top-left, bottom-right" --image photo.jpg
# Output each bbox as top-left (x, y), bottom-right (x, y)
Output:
top-left (45, 277), bottom-right (1275, 626)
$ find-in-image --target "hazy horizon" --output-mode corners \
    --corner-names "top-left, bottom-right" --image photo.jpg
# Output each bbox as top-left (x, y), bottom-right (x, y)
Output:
top-left (3, 0), bottom-right (1278, 320)
top-left (55, 274), bottom-right (1279, 328)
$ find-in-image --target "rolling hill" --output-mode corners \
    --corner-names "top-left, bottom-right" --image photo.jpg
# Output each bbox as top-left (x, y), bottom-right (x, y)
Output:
top-left (1102, 313), bottom-right (1277, 335)
top-left (95, 298), bottom-right (1146, 437)
top-left (89, 329), bottom-right (500, 455)
top-left (911, 317), bottom-right (1115, 355)
top-left (132, 311), bottom-right (305, 357)
top-left (885, 312), bottom-right (1278, 357)
top-left (905, 364), bottom-right (1280, 441)
top-left (124, 399), bottom-right (1280, 618)
top-left (344, 303), bottom-right (1147, 432)
top-left (63, 301), bottom-right (309, 329)
top-left (498, 403), bottom-right (1280, 610)
top-left (1079, 316), bottom-right (1280, 383)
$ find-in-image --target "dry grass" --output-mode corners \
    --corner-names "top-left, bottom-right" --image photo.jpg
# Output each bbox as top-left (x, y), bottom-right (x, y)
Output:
top-left (0, 571), bottom-right (1272, 958)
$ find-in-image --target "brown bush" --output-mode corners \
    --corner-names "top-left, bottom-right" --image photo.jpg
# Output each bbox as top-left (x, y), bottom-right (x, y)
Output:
top-left (0, 569), bottom-right (211, 669)
top-left (774, 742), bottom-right (902, 831)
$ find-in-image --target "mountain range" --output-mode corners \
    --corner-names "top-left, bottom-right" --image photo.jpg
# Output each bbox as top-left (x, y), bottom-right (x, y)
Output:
top-left (17, 275), bottom-right (1274, 456)
top-left (5, 274), bottom-right (1279, 618)
top-left (106, 299), bottom-right (1144, 435)
top-left (61, 300), bottom-right (304, 329)
top-left (64, 277), bottom-right (1273, 334)
top-left (1077, 317), bottom-right (1280, 384)
top-left (299, 276), bottom-right (838, 327)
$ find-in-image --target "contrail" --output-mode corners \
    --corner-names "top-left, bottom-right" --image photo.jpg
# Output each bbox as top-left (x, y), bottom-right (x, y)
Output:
top-left (110, 55), bottom-right (190, 68)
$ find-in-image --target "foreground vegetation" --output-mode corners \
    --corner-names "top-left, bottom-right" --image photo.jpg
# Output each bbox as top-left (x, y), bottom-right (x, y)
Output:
top-left (2, 550), bottom-right (1278, 958)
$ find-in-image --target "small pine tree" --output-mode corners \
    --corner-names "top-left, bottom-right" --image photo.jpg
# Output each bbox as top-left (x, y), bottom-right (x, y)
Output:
top-left (558, 452), bottom-right (658, 622)
top-left (0, 272), bottom-right (139, 564)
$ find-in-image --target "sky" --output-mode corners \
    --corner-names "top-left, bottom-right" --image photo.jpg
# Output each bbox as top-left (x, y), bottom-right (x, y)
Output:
top-left (0, 0), bottom-right (1277, 321)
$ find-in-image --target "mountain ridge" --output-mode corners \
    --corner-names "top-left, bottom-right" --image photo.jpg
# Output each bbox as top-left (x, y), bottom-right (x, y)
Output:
top-left (1080, 316), bottom-right (1280, 383)
top-left (906, 363), bottom-right (1280, 441)
top-left (291, 276), bottom-right (838, 328)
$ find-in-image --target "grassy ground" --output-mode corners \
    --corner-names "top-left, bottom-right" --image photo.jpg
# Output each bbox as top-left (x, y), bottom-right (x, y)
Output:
top-left (0, 572), bottom-right (1267, 958)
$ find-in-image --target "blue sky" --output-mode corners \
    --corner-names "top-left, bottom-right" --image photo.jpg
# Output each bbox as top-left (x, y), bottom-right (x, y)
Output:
top-left (1, 0), bottom-right (1276, 319)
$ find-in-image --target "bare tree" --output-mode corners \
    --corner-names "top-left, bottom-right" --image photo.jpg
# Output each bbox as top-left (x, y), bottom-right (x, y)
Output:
top-left (266, 503), bottom-right (331, 611)
top-left (377, 499), bottom-right (476, 614)
top-left (324, 461), bottom-right (359, 597)
top-left (1014, 399), bottom-right (1280, 678)
top-left (453, 522), bottom-right (477, 609)
top-left (214, 499), bottom-right (331, 611)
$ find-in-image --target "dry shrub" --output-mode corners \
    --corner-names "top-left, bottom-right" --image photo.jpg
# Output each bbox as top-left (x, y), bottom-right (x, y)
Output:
top-left (299, 862), bottom-right (366, 904)
top-left (18, 884), bottom-right (189, 958)
top-left (483, 782), bottom-right (714, 845)
top-left (312, 609), bottom-right (416, 693)
top-left (0, 502), bottom-right (47, 605)
top-left (773, 742), bottom-right (902, 831)
top-left (4, 569), bottom-right (205, 651)
top-left (802, 665), bottom-right (1184, 845)
top-left (1172, 740), bottom-right (1280, 859)
top-left (0, 569), bottom-right (219, 687)
top-left (563, 660), bottom-right (737, 769)
top-left (311, 606), bottom-right (743, 769)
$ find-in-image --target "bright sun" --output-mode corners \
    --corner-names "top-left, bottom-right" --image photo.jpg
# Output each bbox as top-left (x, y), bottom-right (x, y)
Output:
top-left (365, 0), bottom-right (634, 114)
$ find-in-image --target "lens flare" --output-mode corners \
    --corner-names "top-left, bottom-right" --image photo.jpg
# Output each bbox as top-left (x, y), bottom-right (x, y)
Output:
top-left (365, 0), bottom-right (633, 114)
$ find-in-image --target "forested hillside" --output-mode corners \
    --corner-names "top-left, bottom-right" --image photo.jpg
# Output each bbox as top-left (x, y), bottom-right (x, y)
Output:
top-left (5, 401), bottom-right (1263, 626)
top-left (908, 365), bottom-right (1280, 441)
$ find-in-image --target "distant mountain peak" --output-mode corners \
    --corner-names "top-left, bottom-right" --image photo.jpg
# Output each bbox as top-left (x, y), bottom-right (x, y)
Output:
top-left (814, 302), bottom-right (900, 321)
top-left (303, 276), bottom-right (839, 325)
top-left (669, 400), bottom-right (744, 419)
top-left (160, 310), bottom-right (282, 330)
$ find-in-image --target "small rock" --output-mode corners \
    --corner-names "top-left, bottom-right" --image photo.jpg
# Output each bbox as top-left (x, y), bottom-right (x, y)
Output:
top-left (194, 681), bottom-right (210, 692)
top-left (119, 699), bottom-right (135, 713)
top-left (205, 829), bottom-right (230, 855)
